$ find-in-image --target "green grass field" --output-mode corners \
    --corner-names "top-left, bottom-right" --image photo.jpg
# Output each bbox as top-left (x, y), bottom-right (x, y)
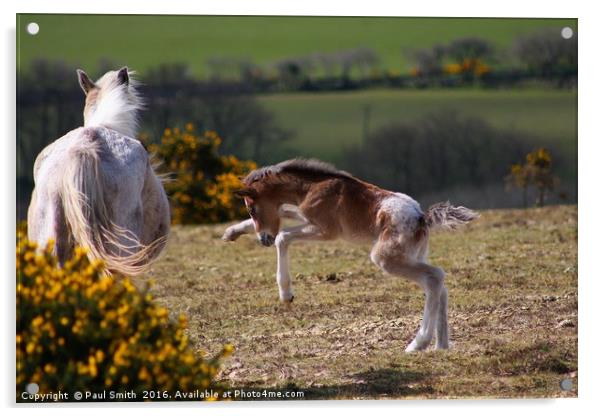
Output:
top-left (17, 15), bottom-right (576, 77)
top-left (258, 89), bottom-right (578, 164)
top-left (139, 205), bottom-right (577, 399)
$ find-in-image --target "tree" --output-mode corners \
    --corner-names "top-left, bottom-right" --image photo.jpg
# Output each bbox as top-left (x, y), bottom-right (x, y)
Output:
top-left (446, 37), bottom-right (494, 62)
top-left (274, 57), bottom-right (312, 90)
top-left (514, 29), bottom-right (577, 78)
top-left (407, 44), bottom-right (446, 76)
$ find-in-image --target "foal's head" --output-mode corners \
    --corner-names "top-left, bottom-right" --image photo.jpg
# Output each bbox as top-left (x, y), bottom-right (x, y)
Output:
top-left (234, 184), bottom-right (281, 247)
top-left (76, 67), bottom-right (143, 137)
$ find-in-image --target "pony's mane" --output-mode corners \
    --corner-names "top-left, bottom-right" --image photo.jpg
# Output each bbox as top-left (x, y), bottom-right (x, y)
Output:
top-left (243, 158), bottom-right (353, 185)
top-left (84, 69), bottom-right (143, 138)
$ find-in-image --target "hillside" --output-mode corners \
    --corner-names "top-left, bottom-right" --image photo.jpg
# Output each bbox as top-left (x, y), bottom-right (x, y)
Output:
top-left (258, 88), bottom-right (577, 164)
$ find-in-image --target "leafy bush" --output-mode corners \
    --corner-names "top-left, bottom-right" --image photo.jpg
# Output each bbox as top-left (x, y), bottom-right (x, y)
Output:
top-left (145, 124), bottom-right (256, 224)
top-left (16, 231), bottom-right (233, 401)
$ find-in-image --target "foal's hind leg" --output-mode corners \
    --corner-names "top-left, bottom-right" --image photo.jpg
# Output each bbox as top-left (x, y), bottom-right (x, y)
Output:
top-left (416, 239), bottom-right (449, 350)
top-left (371, 239), bottom-right (445, 352)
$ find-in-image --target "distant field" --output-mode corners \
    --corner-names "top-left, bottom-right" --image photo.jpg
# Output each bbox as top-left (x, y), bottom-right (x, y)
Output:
top-left (258, 89), bottom-right (578, 165)
top-left (17, 15), bottom-right (575, 77)
top-left (141, 205), bottom-right (577, 399)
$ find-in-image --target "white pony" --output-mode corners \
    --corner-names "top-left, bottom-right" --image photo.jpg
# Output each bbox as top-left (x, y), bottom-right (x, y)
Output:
top-left (27, 67), bottom-right (170, 275)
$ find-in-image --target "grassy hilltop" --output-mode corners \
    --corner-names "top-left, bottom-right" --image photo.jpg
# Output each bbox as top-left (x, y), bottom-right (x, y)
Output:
top-left (140, 205), bottom-right (577, 399)
top-left (17, 15), bottom-right (575, 77)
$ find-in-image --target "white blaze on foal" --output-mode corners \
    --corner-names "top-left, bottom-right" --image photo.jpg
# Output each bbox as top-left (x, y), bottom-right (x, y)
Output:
top-left (223, 159), bottom-right (478, 352)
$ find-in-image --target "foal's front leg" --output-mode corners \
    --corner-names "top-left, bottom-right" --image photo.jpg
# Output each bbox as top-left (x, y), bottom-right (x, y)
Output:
top-left (222, 218), bottom-right (255, 242)
top-left (275, 224), bottom-right (325, 302)
top-left (222, 205), bottom-right (307, 242)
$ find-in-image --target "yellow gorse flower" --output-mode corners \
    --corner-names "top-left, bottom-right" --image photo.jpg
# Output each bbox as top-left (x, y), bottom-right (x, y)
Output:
top-left (143, 124), bottom-right (256, 225)
top-left (16, 228), bottom-right (231, 401)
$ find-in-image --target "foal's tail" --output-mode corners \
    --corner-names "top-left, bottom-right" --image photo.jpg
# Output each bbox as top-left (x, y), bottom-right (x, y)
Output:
top-left (60, 133), bottom-right (163, 275)
top-left (423, 201), bottom-right (479, 231)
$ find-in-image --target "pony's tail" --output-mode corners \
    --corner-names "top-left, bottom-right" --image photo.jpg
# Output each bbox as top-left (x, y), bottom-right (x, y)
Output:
top-left (424, 201), bottom-right (479, 231)
top-left (60, 133), bottom-right (164, 276)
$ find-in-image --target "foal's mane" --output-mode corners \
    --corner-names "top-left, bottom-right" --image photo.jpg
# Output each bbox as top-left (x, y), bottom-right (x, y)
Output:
top-left (243, 158), bottom-right (353, 185)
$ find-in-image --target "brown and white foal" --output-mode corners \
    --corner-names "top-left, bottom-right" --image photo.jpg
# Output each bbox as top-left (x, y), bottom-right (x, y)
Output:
top-left (222, 159), bottom-right (478, 352)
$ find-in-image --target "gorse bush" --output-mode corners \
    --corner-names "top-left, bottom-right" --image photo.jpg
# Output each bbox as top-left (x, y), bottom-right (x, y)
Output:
top-left (506, 148), bottom-right (559, 207)
top-left (145, 124), bottom-right (256, 224)
top-left (16, 231), bottom-right (233, 401)
top-left (409, 37), bottom-right (494, 78)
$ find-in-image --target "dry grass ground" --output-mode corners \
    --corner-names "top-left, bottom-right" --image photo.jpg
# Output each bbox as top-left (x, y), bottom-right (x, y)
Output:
top-left (140, 205), bottom-right (577, 400)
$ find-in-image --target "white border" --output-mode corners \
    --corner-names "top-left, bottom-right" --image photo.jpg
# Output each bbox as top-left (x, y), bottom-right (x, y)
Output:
top-left (3, 1), bottom-right (600, 415)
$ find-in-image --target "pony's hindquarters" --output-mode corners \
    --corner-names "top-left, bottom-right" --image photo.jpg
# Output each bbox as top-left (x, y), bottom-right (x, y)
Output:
top-left (67, 131), bottom-right (168, 275)
top-left (34, 127), bottom-right (168, 275)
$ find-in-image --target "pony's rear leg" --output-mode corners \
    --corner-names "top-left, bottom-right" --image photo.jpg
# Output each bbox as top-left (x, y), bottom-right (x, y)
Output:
top-left (371, 243), bottom-right (445, 352)
top-left (275, 224), bottom-right (325, 302)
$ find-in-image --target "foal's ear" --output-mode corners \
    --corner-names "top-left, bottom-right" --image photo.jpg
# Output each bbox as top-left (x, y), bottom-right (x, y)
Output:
top-left (233, 188), bottom-right (257, 199)
top-left (76, 69), bottom-right (96, 95)
top-left (117, 67), bottom-right (129, 86)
